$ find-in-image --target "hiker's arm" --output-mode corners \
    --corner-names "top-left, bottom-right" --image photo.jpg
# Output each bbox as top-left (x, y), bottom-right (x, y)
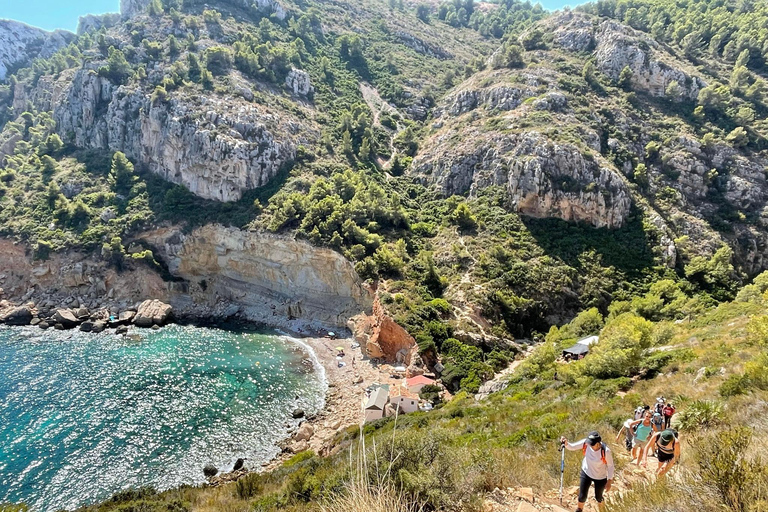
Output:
top-left (673, 441), bottom-right (681, 462)
top-left (605, 449), bottom-right (615, 482)
top-left (615, 427), bottom-right (624, 442)
top-left (629, 419), bottom-right (641, 428)
top-left (560, 438), bottom-right (584, 451)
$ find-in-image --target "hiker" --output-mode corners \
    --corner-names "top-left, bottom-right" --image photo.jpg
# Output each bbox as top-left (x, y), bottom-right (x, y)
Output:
top-left (560, 431), bottom-right (615, 512)
top-left (615, 418), bottom-right (634, 452)
top-left (663, 402), bottom-right (675, 429)
top-left (629, 411), bottom-right (655, 465)
top-left (645, 429), bottom-right (680, 477)
top-left (654, 397), bottom-right (665, 415)
top-left (634, 404), bottom-right (650, 420)
top-left (651, 411), bottom-right (664, 432)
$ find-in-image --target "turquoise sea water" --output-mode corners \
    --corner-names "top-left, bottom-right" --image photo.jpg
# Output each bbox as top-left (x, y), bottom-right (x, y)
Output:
top-left (0, 324), bottom-right (326, 511)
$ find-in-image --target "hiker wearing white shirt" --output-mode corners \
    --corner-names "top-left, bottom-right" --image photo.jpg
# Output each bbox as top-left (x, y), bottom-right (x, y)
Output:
top-left (560, 431), bottom-right (615, 512)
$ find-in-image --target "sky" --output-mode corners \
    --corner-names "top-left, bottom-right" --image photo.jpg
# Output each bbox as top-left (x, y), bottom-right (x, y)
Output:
top-left (1, 0), bottom-right (581, 33)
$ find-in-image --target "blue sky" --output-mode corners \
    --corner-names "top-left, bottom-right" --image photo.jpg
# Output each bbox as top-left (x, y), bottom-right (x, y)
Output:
top-left (2, 0), bottom-right (581, 33)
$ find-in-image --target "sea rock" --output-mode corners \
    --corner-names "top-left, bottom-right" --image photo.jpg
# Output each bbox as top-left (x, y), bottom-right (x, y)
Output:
top-left (92, 321), bottom-right (106, 333)
top-left (115, 325), bottom-right (129, 335)
top-left (232, 458), bottom-right (245, 471)
top-left (134, 299), bottom-right (172, 327)
top-left (294, 422), bottom-right (314, 442)
top-left (292, 409), bottom-right (305, 419)
top-left (118, 310), bottom-right (136, 324)
top-left (79, 321), bottom-right (94, 332)
top-left (1, 305), bottom-right (34, 326)
top-left (290, 440), bottom-right (309, 453)
top-left (38, 321), bottom-right (50, 330)
top-left (203, 464), bottom-right (218, 478)
top-left (52, 308), bottom-right (80, 329)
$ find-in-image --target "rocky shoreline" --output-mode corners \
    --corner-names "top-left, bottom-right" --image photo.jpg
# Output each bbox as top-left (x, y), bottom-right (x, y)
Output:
top-left (0, 294), bottom-right (399, 488)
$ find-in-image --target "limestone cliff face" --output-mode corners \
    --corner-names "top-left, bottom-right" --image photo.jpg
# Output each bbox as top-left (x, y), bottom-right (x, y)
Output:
top-left (546, 12), bottom-right (706, 100)
top-left (0, 20), bottom-right (74, 80)
top-left (349, 295), bottom-right (416, 364)
top-left (415, 129), bottom-right (631, 229)
top-left (48, 68), bottom-right (302, 201)
top-left (142, 224), bottom-right (372, 328)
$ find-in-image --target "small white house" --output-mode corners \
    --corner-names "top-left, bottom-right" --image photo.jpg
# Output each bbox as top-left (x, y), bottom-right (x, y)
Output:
top-left (364, 385), bottom-right (389, 422)
top-left (404, 375), bottom-right (436, 394)
top-left (390, 387), bottom-right (419, 414)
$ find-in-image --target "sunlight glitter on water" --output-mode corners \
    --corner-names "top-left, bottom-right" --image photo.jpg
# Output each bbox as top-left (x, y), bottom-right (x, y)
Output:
top-left (0, 324), bottom-right (326, 512)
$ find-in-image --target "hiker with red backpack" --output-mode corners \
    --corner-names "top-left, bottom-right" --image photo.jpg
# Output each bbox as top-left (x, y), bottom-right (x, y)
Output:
top-left (560, 431), bottom-right (615, 512)
top-left (644, 429), bottom-right (680, 477)
top-left (662, 402), bottom-right (675, 429)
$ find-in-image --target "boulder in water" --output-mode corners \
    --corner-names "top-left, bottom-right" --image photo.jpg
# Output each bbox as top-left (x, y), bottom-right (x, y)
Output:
top-left (52, 309), bottom-right (79, 329)
top-left (115, 325), bottom-right (129, 335)
top-left (292, 409), bottom-right (305, 419)
top-left (79, 321), bottom-right (94, 332)
top-left (38, 321), bottom-right (50, 330)
top-left (1, 305), bottom-right (33, 326)
top-left (233, 458), bottom-right (245, 471)
top-left (92, 321), bottom-right (106, 333)
top-left (203, 465), bottom-right (218, 478)
top-left (134, 300), bottom-right (172, 327)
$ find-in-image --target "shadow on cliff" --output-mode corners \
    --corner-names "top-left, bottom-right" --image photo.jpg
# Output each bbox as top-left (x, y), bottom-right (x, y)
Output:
top-left (521, 205), bottom-right (657, 278)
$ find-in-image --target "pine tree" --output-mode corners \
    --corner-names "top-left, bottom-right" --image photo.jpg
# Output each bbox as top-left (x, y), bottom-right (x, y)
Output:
top-left (342, 130), bottom-right (353, 155)
top-left (358, 137), bottom-right (371, 161)
top-left (618, 65), bottom-right (633, 90)
top-left (109, 152), bottom-right (136, 196)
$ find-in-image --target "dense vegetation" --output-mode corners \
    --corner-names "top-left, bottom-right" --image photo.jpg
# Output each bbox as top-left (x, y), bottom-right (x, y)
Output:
top-left (65, 277), bottom-right (768, 512)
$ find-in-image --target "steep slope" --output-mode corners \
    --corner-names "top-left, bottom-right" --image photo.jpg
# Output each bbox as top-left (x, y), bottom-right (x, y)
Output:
top-left (0, 20), bottom-right (74, 80)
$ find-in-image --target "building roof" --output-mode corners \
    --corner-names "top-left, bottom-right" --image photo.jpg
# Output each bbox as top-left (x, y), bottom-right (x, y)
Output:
top-left (576, 335), bottom-right (599, 347)
top-left (365, 386), bottom-right (389, 410)
top-left (390, 387), bottom-right (419, 400)
top-left (563, 343), bottom-right (590, 356)
top-left (405, 375), bottom-right (435, 387)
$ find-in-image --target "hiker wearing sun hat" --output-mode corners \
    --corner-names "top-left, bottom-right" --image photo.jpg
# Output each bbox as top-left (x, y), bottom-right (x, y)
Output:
top-left (645, 429), bottom-right (680, 477)
top-left (560, 431), bottom-right (615, 512)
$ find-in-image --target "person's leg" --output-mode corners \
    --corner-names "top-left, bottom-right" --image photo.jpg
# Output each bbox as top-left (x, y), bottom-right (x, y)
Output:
top-left (658, 460), bottom-right (674, 477)
top-left (593, 478), bottom-right (607, 511)
top-left (577, 470), bottom-right (592, 511)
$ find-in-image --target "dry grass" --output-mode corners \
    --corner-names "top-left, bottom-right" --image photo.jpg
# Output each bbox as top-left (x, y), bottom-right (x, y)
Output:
top-left (320, 482), bottom-right (423, 512)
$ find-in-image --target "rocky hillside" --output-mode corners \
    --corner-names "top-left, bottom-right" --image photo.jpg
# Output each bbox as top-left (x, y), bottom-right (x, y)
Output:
top-left (2, 0), bottom-right (768, 395)
top-left (0, 20), bottom-right (74, 80)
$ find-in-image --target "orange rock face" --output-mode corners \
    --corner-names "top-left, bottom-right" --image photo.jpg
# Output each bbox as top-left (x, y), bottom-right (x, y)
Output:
top-left (350, 295), bottom-right (415, 364)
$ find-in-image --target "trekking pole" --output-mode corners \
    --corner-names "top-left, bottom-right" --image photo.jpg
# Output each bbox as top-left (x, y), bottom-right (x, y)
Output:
top-left (559, 441), bottom-right (565, 505)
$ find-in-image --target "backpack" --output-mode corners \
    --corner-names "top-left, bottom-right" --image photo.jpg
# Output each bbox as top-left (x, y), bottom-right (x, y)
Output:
top-left (582, 441), bottom-right (608, 464)
top-left (655, 402), bottom-right (664, 414)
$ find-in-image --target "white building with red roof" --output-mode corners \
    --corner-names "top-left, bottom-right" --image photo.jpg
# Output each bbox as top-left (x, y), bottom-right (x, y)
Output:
top-left (404, 375), bottom-right (436, 394)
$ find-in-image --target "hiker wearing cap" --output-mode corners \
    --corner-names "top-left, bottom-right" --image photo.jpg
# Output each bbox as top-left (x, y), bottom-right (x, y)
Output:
top-left (559, 431), bottom-right (615, 512)
top-left (645, 429), bottom-right (680, 477)
top-left (663, 402), bottom-right (675, 429)
top-left (629, 411), bottom-right (656, 465)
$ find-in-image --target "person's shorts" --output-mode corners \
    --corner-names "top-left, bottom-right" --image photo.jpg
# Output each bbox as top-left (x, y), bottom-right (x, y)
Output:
top-left (657, 450), bottom-right (675, 463)
top-left (633, 438), bottom-right (648, 448)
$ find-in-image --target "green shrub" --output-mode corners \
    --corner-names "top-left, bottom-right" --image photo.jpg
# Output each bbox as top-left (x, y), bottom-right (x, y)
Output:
top-left (719, 374), bottom-right (752, 397)
top-left (695, 427), bottom-right (768, 512)
top-left (674, 400), bottom-right (723, 430)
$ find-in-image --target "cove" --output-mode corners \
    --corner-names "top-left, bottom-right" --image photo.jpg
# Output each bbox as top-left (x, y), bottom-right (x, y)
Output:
top-left (0, 324), bottom-right (327, 512)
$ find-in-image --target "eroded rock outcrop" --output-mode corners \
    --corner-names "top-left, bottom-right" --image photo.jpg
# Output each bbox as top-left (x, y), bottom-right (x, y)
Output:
top-left (134, 299), bottom-right (173, 327)
top-left (52, 68), bottom-right (303, 201)
top-left (142, 224), bottom-right (372, 328)
top-left (350, 296), bottom-right (416, 364)
top-left (547, 12), bottom-right (706, 100)
top-left (0, 20), bottom-right (73, 80)
top-left (415, 130), bottom-right (631, 228)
